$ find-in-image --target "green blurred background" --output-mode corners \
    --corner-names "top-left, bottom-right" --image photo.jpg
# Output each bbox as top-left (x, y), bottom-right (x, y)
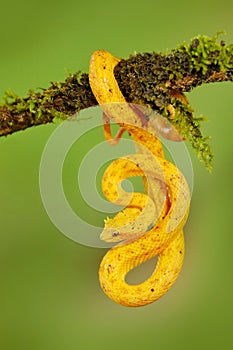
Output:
top-left (0, 0), bottom-right (233, 349)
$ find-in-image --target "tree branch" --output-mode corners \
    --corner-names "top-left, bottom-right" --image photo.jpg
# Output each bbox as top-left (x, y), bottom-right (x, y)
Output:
top-left (1, 33), bottom-right (232, 170)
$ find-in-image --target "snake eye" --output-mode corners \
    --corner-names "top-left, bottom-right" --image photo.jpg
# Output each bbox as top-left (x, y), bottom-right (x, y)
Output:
top-left (112, 231), bottom-right (119, 237)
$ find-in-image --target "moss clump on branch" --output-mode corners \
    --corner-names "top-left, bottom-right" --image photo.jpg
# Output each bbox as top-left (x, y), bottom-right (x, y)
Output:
top-left (1, 34), bottom-right (233, 170)
top-left (0, 73), bottom-right (97, 136)
top-left (114, 34), bottom-right (233, 170)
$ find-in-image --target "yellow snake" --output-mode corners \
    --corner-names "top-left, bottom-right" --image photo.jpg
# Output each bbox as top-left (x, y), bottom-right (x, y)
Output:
top-left (89, 50), bottom-right (190, 307)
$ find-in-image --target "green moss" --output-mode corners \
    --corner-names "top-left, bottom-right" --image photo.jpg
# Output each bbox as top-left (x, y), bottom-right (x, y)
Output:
top-left (181, 33), bottom-right (233, 74)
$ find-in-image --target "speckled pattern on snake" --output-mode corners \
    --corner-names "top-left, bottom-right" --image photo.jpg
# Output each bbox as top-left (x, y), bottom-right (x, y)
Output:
top-left (89, 50), bottom-right (190, 307)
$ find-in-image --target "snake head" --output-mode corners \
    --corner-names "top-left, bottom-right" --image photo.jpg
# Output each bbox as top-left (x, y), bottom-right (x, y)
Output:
top-left (100, 227), bottom-right (124, 243)
top-left (100, 226), bottom-right (145, 244)
top-left (100, 208), bottom-right (154, 243)
top-left (100, 216), bottom-right (130, 243)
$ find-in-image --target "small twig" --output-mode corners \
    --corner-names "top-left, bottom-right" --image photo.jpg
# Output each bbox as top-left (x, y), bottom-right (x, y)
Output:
top-left (1, 34), bottom-right (232, 170)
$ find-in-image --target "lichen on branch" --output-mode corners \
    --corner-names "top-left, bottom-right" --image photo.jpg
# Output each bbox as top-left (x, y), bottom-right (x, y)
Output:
top-left (1, 33), bottom-right (233, 170)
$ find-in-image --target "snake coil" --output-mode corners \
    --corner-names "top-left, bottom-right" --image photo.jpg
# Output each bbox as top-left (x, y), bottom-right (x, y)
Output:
top-left (89, 50), bottom-right (190, 307)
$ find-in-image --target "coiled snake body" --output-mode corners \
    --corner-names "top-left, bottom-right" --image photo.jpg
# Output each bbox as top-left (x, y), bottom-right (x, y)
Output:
top-left (89, 50), bottom-right (190, 307)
